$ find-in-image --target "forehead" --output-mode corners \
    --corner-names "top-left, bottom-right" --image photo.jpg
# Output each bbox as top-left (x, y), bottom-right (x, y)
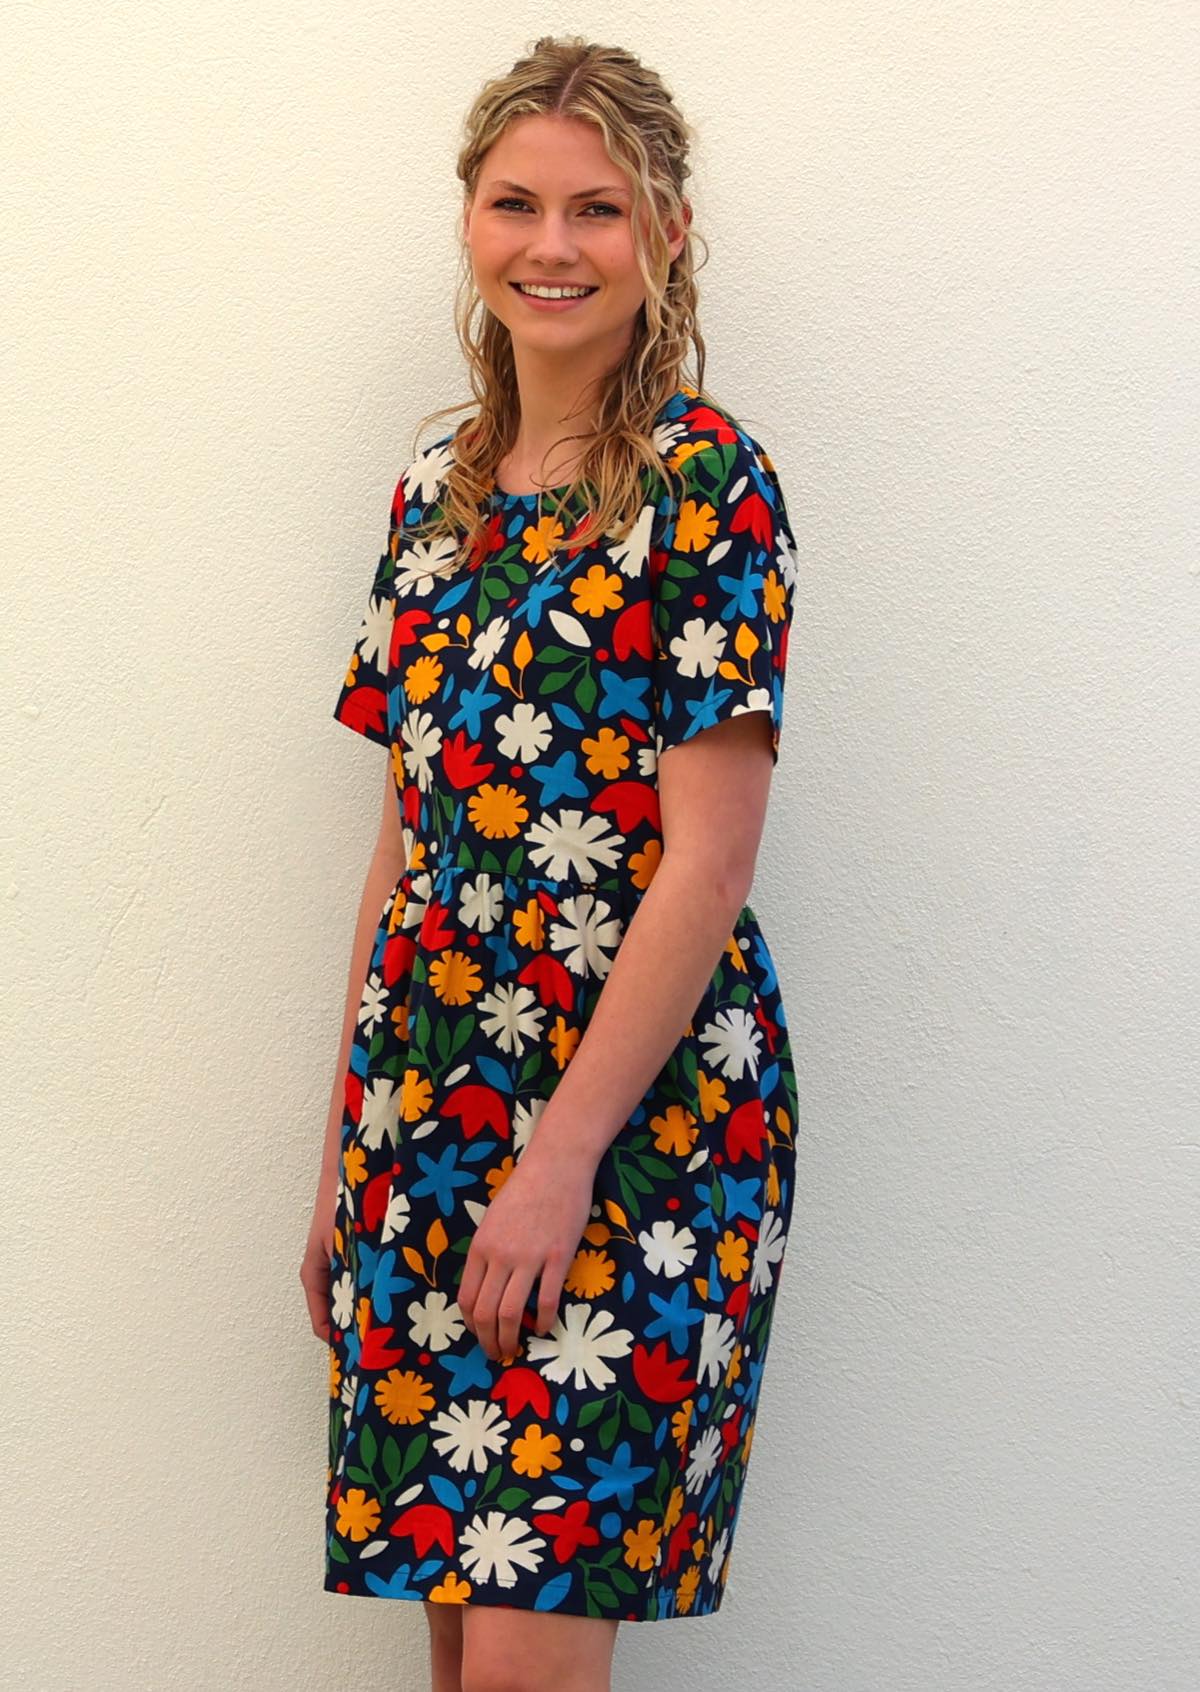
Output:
top-left (479, 113), bottom-right (631, 195)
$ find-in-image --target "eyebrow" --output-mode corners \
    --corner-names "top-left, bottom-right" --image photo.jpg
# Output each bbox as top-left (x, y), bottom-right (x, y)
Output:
top-left (487, 179), bottom-right (630, 199)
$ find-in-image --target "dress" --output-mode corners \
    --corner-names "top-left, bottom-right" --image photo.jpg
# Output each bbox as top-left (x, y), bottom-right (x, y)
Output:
top-left (324, 383), bottom-right (800, 1621)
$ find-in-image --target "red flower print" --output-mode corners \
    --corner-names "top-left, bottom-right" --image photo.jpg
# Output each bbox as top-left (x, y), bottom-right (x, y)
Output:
top-left (441, 1082), bottom-right (510, 1142)
top-left (631, 1340), bottom-right (698, 1403)
top-left (391, 1502), bottom-right (455, 1556)
top-left (441, 729), bottom-right (496, 789)
top-left (532, 1499), bottom-right (602, 1563)
top-left (489, 1366), bottom-right (552, 1419)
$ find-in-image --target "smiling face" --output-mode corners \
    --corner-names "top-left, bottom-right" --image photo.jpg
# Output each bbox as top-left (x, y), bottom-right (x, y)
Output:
top-left (463, 113), bottom-right (685, 369)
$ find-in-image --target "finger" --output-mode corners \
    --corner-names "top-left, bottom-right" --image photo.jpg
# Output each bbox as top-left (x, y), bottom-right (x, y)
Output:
top-left (536, 1252), bottom-right (570, 1335)
top-left (497, 1266), bottom-right (536, 1362)
top-left (456, 1242), bottom-right (486, 1332)
top-left (472, 1260), bottom-right (511, 1361)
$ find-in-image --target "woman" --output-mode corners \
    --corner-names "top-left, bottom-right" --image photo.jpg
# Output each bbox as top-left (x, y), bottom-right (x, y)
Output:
top-left (301, 34), bottom-right (801, 1692)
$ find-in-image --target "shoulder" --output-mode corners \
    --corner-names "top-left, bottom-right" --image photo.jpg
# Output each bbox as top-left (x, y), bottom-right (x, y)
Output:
top-left (654, 392), bottom-right (797, 575)
top-left (389, 429), bottom-right (461, 532)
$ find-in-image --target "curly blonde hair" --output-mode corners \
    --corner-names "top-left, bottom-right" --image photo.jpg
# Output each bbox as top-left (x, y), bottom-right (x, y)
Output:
top-left (407, 33), bottom-right (727, 574)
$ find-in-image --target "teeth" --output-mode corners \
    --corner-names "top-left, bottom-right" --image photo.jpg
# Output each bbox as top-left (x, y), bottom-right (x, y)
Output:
top-left (516, 284), bottom-right (595, 299)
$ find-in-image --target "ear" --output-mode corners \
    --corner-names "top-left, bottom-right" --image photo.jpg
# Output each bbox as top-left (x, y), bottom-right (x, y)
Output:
top-left (667, 200), bottom-right (692, 264)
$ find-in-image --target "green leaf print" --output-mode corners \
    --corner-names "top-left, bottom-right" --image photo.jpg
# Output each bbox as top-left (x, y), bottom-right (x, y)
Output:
top-left (536, 669), bottom-right (574, 695)
top-left (382, 1435), bottom-right (404, 1482)
top-left (360, 1421), bottom-right (378, 1469)
top-left (574, 668), bottom-right (598, 712)
top-left (398, 1433), bottom-right (429, 1481)
top-left (496, 1486), bottom-right (532, 1510)
top-left (327, 1535), bottom-right (349, 1565)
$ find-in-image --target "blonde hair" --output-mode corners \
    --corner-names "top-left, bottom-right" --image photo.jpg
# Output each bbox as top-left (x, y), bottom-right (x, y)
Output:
top-left (407, 33), bottom-right (726, 574)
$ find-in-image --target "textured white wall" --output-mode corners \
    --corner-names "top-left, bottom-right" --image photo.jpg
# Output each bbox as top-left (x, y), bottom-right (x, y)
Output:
top-left (5, 2), bottom-right (1197, 1688)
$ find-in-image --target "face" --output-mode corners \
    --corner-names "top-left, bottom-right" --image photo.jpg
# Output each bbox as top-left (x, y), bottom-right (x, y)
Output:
top-left (463, 113), bottom-right (687, 366)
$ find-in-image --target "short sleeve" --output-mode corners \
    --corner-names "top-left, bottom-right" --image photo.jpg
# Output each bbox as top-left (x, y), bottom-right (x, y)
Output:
top-left (652, 431), bottom-right (799, 764)
top-left (330, 475), bottom-right (406, 748)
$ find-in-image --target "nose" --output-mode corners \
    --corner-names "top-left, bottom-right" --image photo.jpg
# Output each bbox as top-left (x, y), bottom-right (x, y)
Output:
top-left (522, 213), bottom-right (582, 266)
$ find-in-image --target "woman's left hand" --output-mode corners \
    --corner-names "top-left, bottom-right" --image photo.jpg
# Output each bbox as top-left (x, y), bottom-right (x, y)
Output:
top-left (456, 1136), bottom-right (598, 1363)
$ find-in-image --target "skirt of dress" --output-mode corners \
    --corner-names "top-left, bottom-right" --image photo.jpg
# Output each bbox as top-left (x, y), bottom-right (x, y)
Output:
top-left (324, 861), bottom-right (798, 1621)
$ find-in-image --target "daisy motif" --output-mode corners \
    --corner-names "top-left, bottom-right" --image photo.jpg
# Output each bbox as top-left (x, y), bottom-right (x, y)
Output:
top-left (684, 1424), bottom-right (723, 1494)
top-left (395, 532), bottom-right (460, 595)
top-left (604, 501), bottom-right (655, 578)
top-left (698, 1005), bottom-right (762, 1082)
top-left (330, 1270), bottom-right (355, 1332)
top-left (696, 1311), bottom-right (737, 1388)
top-left (667, 616), bottom-right (727, 679)
top-left (357, 1077), bottom-right (402, 1151)
top-left (458, 873), bottom-right (504, 933)
top-left (356, 969), bottom-right (388, 1036)
top-left (469, 614), bottom-right (510, 670)
top-left (524, 1302), bottom-right (634, 1392)
top-left (548, 894), bottom-right (624, 978)
top-left (428, 1398), bottom-right (512, 1474)
top-left (380, 1186), bottom-right (411, 1244)
top-left (459, 1510), bottom-right (547, 1588)
top-left (401, 709), bottom-right (442, 791)
top-left (476, 981), bottom-right (546, 1056)
top-left (524, 809), bottom-right (624, 881)
top-left (749, 1209), bottom-right (787, 1296)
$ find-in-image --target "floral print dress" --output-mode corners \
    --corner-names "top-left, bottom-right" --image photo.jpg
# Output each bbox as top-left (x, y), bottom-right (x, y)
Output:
top-left (325, 384), bottom-right (800, 1621)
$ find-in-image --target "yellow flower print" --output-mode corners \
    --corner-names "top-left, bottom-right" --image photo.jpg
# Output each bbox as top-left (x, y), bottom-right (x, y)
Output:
top-left (549, 1014), bottom-right (581, 1069)
top-left (329, 1348), bottom-right (342, 1398)
top-left (570, 564), bottom-right (624, 618)
top-left (513, 898), bottom-right (545, 950)
top-left (674, 497), bottom-right (719, 553)
top-left (400, 1067), bottom-right (434, 1122)
top-left (390, 998), bottom-right (411, 1043)
top-left (671, 1400), bottom-right (694, 1452)
top-left (724, 1341), bottom-right (743, 1388)
top-left (511, 1422), bottom-right (563, 1479)
top-left (651, 1103), bottom-right (699, 1158)
top-left (355, 1295), bottom-right (371, 1341)
top-left (385, 885), bottom-right (409, 935)
top-left (342, 1141), bottom-right (368, 1188)
top-left (429, 1571), bottom-right (472, 1604)
top-left (623, 1519), bottom-right (662, 1571)
top-left (341, 650), bottom-right (364, 690)
top-left (580, 725), bottom-right (629, 778)
top-left (716, 1229), bottom-right (750, 1282)
top-left (565, 1247), bottom-right (616, 1299)
top-left (663, 1484), bottom-right (686, 1532)
top-left (428, 949), bottom-right (483, 1006)
top-left (375, 1368), bottom-right (436, 1426)
top-left (677, 1563), bottom-right (701, 1613)
top-left (468, 782), bottom-right (529, 839)
top-left (629, 837), bottom-right (662, 890)
top-left (335, 1487), bottom-right (381, 1543)
top-left (697, 1069), bottom-right (730, 1123)
top-left (521, 515), bottom-right (565, 565)
top-left (723, 933), bottom-right (749, 975)
top-left (764, 566), bottom-right (787, 621)
top-left (485, 1155), bottom-right (516, 1200)
top-left (404, 653), bottom-right (443, 703)
top-left (767, 1157), bottom-right (781, 1208)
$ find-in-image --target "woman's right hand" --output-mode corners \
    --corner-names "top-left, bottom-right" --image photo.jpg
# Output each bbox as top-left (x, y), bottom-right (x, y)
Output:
top-left (300, 1177), bottom-right (338, 1343)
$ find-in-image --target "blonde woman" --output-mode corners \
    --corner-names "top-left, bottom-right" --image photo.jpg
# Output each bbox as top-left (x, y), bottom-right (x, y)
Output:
top-left (302, 34), bottom-right (802, 1692)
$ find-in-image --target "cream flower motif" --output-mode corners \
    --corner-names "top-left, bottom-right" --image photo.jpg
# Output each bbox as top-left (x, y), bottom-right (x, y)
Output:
top-left (547, 894), bottom-right (623, 979)
top-left (458, 873), bottom-right (504, 933)
top-left (330, 1270), bottom-right (355, 1332)
top-left (684, 1424), bottom-right (724, 1494)
top-left (525, 1302), bottom-right (635, 1392)
top-left (524, 808), bottom-right (624, 881)
top-left (603, 501), bottom-right (655, 579)
top-left (402, 709), bottom-right (442, 791)
top-left (667, 616), bottom-right (727, 679)
top-left (697, 1005), bottom-right (762, 1082)
top-left (428, 1398), bottom-right (511, 1473)
top-left (494, 701), bottom-right (555, 763)
top-left (407, 1289), bottom-right (465, 1351)
top-left (637, 1219), bottom-right (699, 1278)
top-left (476, 981), bottom-right (546, 1057)
top-left (696, 1311), bottom-right (737, 1388)
top-left (380, 1186), bottom-right (411, 1244)
top-left (749, 1209), bottom-right (787, 1296)
top-left (459, 1510), bottom-right (547, 1588)
top-left (357, 1077), bottom-right (402, 1151)
top-left (470, 614), bottom-right (510, 670)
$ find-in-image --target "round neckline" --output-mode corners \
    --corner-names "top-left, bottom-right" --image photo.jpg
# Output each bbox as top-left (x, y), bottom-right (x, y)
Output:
top-left (489, 476), bottom-right (580, 506)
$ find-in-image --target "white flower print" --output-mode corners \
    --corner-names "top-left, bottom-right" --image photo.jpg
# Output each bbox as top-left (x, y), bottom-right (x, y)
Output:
top-left (604, 501), bottom-right (654, 579)
top-left (330, 1270), bottom-right (355, 1332)
top-left (470, 614), bottom-right (510, 670)
top-left (511, 1095), bottom-right (547, 1160)
top-left (548, 894), bottom-right (623, 979)
top-left (637, 1219), bottom-right (698, 1278)
top-left (476, 981), bottom-right (546, 1056)
top-left (668, 616), bottom-right (727, 679)
top-left (458, 873), bottom-right (504, 933)
top-left (379, 1185), bottom-right (411, 1244)
top-left (402, 709), bottom-right (442, 792)
top-left (750, 1209), bottom-right (787, 1296)
top-left (459, 1510), bottom-right (547, 1588)
top-left (357, 592), bottom-right (393, 671)
top-left (407, 1289), bottom-right (465, 1352)
top-left (429, 1398), bottom-right (512, 1474)
top-left (357, 1077), bottom-right (401, 1152)
top-left (407, 440), bottom-right (455, 504)
top-left (525, 808), bottom-right (624, 881)
top-left (356, 969), bottom-right (388, 1036)
top-left (394, 533), bottom-right (460, 595)
top-left (698, 1005), bottom-right (762, 1082)
top-left (494, 701), bottom-right (554, 763)
top-left (696, 1311), bottom-right (737, 1388)
top-left (708, 1525), bottom-right (731, 1585)
top-left (525, 1302), bottom-right (634, 1392)
top-left (684, 1424), bottom-right (723, 1494)
top-left (732, 690), bottom-right (774, 723)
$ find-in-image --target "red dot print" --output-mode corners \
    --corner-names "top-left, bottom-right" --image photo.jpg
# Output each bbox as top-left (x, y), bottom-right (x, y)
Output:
top-left (666, 1196), bottom-right (680, 1211)
top-left (392, 1162), bottom-right (403, 1175)
top-left (418, 1351), bottom-right (432, 1365)
top-left (507, 597), bottom-right (517, 607)
top-left (336, 1581), bottom-right (351, 1594)
top-left (595, 648), bottom-right (609, 662)
top-left (713, 1152), bottom-right (723, 1166)
top-left (354, 1220), bottom-right (363, 1232)
top-left (467, 933), bottom-right (479, 946)
top-left (693, 593), bottom-right (708, 607)
top-left (510, 765), bottom-right (523, 777)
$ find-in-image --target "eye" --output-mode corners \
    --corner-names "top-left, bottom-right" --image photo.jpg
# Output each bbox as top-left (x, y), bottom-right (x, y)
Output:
top-left (492, 198), bottom-right (621, 217)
